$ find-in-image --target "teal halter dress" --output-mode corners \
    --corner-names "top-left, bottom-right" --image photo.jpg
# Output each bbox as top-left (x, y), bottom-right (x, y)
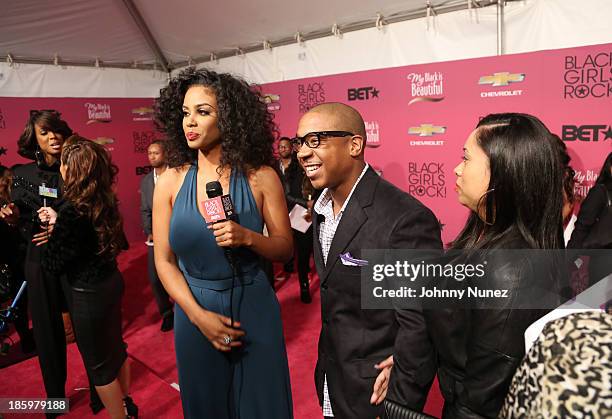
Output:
top-left (169, 164), bottom-right (293, 419)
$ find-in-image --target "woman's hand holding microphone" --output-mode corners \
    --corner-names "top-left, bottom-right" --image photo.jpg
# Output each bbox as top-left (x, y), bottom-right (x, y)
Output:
top-left (35, 207), bottom-right (57, 246)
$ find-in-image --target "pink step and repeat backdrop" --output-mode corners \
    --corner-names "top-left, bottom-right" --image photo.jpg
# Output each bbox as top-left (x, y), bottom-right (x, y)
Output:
top-left (1, 42), bottom-right (611, 243)
top-left (262, 42), bottom-right (612, 243)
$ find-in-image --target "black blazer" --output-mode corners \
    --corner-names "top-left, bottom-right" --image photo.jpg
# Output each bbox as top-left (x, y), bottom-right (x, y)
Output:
top-left (140, 172), bottom-right (155, 236)
top-left (10, 162), bottom-right (62, 282)
top-left (567, 181), bottom-right (612, 287)
top-left (279, 157), bottom-right (308, 211)
top-left (313, 167), bottom-right (442, 418)
top-left (567, 181), bottom-right (612, 249)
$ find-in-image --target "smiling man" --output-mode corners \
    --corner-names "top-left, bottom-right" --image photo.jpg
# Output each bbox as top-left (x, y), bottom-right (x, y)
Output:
top-left (294, 103), bottom-right (442, 418)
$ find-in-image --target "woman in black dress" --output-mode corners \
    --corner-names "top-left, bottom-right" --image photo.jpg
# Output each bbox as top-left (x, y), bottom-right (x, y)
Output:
top-left (38, 136), bottom-right (137, 419)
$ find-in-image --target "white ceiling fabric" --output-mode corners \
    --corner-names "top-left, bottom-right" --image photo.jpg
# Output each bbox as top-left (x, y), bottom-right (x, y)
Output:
top-left (1, 0), bottom-right (152, 65)
top-left (1, 0), bottom-right (468, 67)
top-left (0, 0), bottom-right (611, 97)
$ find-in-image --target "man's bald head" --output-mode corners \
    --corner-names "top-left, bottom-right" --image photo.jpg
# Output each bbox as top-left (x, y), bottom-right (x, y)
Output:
top-left (296, 102), bottom-right (368, 192)
top-left (306, 103), bottom-right (367, 140)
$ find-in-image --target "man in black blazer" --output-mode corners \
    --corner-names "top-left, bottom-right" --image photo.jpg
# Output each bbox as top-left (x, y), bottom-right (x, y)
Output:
top-left (140, 140), bottom-right (173, 331)
top-left (295, 103), bottom-right (442, 418)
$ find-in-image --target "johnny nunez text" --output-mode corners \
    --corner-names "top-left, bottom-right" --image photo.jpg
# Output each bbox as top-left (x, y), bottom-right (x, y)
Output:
top-left (372, 286), bottom-right (510, 299)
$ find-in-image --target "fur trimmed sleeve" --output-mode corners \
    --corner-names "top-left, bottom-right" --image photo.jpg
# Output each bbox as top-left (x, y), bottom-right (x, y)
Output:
top-left (41, 205), bottom-right (90, 278)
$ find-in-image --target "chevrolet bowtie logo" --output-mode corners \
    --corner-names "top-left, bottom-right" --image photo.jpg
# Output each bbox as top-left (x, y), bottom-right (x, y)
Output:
top-left (408, 124), bottom-right (446, 136)
top-left (263, 94), bottom-right (280, 104)
top-left (479, 72), bottom-right (525, 87)
top-left (93, 137), bottom-right (114, 145)
top-left (131, 107), bottom-right (154, 115)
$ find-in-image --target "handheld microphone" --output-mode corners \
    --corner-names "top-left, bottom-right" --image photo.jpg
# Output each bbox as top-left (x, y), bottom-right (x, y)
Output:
top-left (203, 181), bottom-right (235, 223)
top-left (204, 182), bottom-right (241, 400)
top-left (38, 182), bottom-right (58, 238)
top-left (204, 181), bottom-right (239, 328)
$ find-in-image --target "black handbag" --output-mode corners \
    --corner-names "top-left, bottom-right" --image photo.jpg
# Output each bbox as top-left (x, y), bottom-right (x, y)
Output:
top-left (384, 400), bottom-right (437, 419)
top-left (583, 185), bottom-right (612, 249)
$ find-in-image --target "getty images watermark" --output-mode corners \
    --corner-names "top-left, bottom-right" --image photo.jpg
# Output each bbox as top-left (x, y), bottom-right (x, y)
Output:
top-left (357, 249), bottom-right (612, 310)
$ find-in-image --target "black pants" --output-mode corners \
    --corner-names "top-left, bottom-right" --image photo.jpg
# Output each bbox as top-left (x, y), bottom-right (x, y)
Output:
top-left (27, 252), bottom-right (78, 419)
top-left (26, 246), bottom-right (67, 400)
top-left (294, 228), bottom-right (313, 289)
top-left (147, 246), bottom-right (173, 318)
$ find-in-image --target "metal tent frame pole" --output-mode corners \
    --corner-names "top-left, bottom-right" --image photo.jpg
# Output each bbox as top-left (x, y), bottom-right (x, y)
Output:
top-left (497, 0), bottom-right (505, 55)
top-left (121, 0), bottom-right (171, 73)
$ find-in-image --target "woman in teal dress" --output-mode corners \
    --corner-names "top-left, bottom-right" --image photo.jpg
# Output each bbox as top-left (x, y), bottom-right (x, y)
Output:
top-left (154, 68), bottom-right (294, 419)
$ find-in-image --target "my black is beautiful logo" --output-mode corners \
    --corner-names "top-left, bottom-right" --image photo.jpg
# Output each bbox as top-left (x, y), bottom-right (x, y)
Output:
top-left (85, 103), bottom-right (112, 124)
top-left (407, 72), bottom-right (444, 105)
top-left (365, 121), bottom-right (380, 148)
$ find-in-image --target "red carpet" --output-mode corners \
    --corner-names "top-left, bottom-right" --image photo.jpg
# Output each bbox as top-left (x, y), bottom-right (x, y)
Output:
top-left (0, 245), bottom-right (442, 418)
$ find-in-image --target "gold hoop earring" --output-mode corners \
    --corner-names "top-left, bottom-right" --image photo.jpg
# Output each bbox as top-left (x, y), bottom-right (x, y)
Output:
top-left (477, 188), bottom-right (496, 226)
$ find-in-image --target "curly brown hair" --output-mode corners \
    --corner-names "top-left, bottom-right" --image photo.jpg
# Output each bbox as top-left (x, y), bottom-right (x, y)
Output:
top-left (61, 136), bottom-right (126, 258)
top-left (154, 67), bottom-right (277, 173)
top-left (0, 165), bottom-right (12, 204)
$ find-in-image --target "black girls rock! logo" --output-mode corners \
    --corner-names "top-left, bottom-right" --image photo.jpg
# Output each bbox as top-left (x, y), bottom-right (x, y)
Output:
top-left (407, 162), bottom-right (446, 198)
top-left (298, 82), bottom-right (325, 113)
top-left (564, 51), bottom-right (612, 99)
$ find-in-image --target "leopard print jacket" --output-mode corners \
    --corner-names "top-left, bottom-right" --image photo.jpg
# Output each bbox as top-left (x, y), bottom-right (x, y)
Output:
top-left (499, 311), bottom-right (611, 418)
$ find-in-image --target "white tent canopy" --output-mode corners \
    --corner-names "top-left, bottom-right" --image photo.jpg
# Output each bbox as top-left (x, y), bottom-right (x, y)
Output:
top-left (1, 0), bottom-right (506, 70)
top-left (1, 0), bottom-right (611, 97)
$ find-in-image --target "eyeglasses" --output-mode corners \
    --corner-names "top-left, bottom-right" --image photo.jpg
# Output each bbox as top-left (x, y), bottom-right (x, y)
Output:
top-left (291, 131), bottom-right (355, 149)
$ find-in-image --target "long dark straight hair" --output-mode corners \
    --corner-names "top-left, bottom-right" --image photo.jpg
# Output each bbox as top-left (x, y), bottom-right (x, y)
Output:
top-left (451, 113), bottom-right (564, 250)
top-left (596, 152), bottom-right (612, 186)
